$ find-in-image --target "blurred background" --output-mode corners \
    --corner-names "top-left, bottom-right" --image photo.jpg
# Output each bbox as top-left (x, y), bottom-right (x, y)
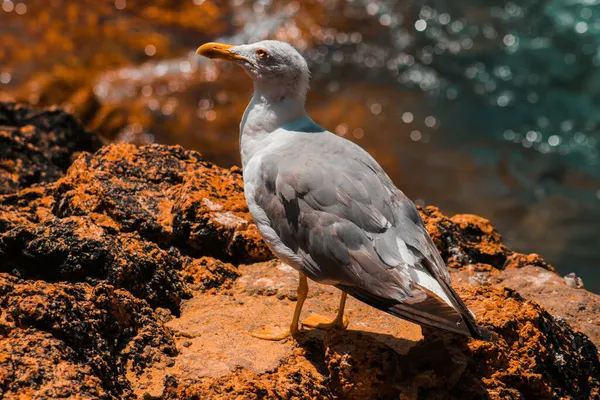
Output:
top-left (0, 0), bottom-right (599, 292)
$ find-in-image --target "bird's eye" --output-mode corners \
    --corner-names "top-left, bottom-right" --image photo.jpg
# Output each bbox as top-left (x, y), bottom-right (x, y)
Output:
top-left (256, 49), bottom-right (268, 59)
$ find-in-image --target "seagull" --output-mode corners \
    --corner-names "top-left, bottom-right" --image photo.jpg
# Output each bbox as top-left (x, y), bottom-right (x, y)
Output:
top-left (196, 40), bottom-right (486, 341)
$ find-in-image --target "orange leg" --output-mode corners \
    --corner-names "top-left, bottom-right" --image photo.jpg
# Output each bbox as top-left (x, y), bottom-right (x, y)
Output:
top-left (251, 273), bottom-right (309, 341)
top-left (301, 291), bottom-right (349, 330)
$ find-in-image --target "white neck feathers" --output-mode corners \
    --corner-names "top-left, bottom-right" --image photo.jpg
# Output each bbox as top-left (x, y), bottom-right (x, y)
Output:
top-left (240, 89), bottom-right (306, 167)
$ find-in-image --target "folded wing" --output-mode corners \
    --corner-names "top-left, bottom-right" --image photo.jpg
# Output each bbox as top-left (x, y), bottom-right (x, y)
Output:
top-left (251, 132), bottom-right (485, 338)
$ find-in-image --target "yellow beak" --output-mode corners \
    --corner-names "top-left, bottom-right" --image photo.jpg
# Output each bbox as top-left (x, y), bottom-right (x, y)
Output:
top-left (195, 42), bottom-right (246, 62)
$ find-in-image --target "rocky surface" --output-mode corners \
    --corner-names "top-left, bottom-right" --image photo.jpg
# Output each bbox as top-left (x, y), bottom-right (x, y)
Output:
top-left (0, 105), bottom-right (599, 399)
top-left (489, 266), bottom-right (600, 349)
top-left (0, 274), bottom-right (176, 399)
top-left (156, 262), bottom-right (600, 400)
top-left (0, 103), bottom-right (102, 194)
top-left (420, 206), bottom-right (556, 274)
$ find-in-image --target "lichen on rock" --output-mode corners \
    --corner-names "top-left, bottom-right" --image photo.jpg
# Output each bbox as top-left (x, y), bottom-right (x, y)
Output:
top-left (420, 205), bottom-right (556, 273)
top-left (0, 140), bottom-right (272, 312)
top-left (0, 273), bottom-right (176, 399)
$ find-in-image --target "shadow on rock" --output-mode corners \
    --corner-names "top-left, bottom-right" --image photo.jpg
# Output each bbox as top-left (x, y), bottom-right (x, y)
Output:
top-left (162, 284), bottom-right (599, 399)
top-left (291, 285), bottom-right (600, 399)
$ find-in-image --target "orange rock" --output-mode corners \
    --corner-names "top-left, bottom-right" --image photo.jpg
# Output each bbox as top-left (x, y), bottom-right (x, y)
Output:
top-left (419, 205), bottom-right (555, 273)
top-left (0, 273), bottom-right (175, 398)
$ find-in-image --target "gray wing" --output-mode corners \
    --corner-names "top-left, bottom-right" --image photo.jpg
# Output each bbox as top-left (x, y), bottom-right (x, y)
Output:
top-left (253, 133), bottom-right (485, 338)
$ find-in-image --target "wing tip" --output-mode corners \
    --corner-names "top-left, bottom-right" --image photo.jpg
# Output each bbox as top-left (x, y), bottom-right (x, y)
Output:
top-left (462, 316), bottom-right (495, 342)
top-left (417, 285), bottom-right (494, 341)
top-left (338, 284), bottom-right (494, 342)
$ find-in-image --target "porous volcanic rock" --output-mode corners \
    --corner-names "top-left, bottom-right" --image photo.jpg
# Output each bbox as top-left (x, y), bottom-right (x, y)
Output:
top-left (0, 133), bottom-right (270, 398)
top-left (0, 103), bottom-right (102, 194)
top-left (0, 113), bottom-right (599, 399)
top-left (0, 143), bottom-right (271, 311)
top-left (419, 205), bottom-right (555, 273)
top-left (0, 273), bottom-right (176, 399)
top-left (419, 206), bottom-right (600, 344)
top-left (489, 265), bottom-right (600, 347)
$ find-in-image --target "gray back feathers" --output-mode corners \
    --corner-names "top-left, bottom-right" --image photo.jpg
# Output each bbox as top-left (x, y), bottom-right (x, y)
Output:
top-left (246, 128), bottom-right (486, 339)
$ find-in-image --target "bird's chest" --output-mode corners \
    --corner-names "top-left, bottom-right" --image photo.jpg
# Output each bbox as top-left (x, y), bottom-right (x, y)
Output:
top-left (242, 156), bottom-right (272, 227)
top-left (242, 156), bottom-right (306, 270)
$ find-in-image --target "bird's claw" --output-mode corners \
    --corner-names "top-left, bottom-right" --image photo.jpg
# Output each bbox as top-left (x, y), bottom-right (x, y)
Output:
top-left (251, 325), bottom-right (296, 341)
top-left (301, 313), bottom-right (349, 330)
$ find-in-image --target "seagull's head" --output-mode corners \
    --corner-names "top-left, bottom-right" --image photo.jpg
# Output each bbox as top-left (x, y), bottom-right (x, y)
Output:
top-left (196, 40), bottom-right (310, 102)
